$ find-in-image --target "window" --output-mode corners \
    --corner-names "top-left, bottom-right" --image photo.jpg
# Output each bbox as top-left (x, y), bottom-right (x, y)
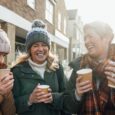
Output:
top-left (58, 12), bottom-right (61, 30)
top-left (27, 0), bottom-right (35, 9)
top-left (45, 0), bottom-right (54, 24)
top-left (64, 18), bottom-right (67, 34)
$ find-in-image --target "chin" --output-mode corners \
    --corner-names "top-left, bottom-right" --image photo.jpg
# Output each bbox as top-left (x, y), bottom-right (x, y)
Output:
top-left (88, 52), bottom-right (96, 58)
top-left (37, 58), bottom-right (46, 63)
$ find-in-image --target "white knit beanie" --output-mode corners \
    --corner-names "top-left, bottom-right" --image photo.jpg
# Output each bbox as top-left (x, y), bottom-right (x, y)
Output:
top-left (0, 29), bottom-right (11, 54)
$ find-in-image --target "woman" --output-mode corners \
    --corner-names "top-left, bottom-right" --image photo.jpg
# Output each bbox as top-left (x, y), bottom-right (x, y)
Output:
top-left (0, 29), bottom-right (15, 115)
top-left (11, 20), bottom-right (69, 115)
top-left (66, 21), bottom-right (115, 115)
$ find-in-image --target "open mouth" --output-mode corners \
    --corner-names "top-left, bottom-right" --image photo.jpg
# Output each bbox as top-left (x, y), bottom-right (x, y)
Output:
top-left (37, 53), bottom-right (44, 57)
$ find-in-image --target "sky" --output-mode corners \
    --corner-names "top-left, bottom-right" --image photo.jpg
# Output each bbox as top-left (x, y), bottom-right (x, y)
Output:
top-left (65, 0), bottom-right (115, 33)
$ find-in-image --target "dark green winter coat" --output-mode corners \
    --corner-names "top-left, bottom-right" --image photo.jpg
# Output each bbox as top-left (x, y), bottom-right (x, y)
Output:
top-left (11, 61), bottom-right (67, 115)
top-left (65, 52), bottom-right (115, 115)
top-left (63, 57), bottom-right (83, 114)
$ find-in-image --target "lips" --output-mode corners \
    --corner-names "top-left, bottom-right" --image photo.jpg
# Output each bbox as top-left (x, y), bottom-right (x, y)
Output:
top-left (87, 45), bottom-right (95, 51)
top-left (36, 53), bottom-right (44, 58)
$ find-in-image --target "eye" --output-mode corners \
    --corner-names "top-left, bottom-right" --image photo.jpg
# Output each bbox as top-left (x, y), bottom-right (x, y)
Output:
top-left (0, 53), bottom-right (7, 57)
top-left (32, 44), bottom-right (38, 47)
top-left (3, 54), bottom-right (6, 57)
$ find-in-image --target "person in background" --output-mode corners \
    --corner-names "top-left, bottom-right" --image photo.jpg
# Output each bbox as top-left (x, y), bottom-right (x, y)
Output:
top-left (0, 29), bottom-right (15, 115)
top-left (11, 19), bottom-right (71, 115)
top-left (64, 21), bottom-right (115, 115)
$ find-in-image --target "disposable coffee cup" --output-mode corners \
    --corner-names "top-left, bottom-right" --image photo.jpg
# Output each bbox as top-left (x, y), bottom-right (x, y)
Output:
top-left (37, 85), bottom-right (49, 93)
top-left (77, 68), bottom-right (92, 83)
top-left (0, 69), bottom-right (10, 77)
top-left (108, 77), bottom-right (115, 88)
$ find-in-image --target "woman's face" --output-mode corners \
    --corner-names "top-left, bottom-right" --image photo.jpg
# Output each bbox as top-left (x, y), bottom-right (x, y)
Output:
top-left (0, 52), bottom-right (6, 63)
top-left (30, 42), bottom-right (49, 64)
top-left (84, 28), bottom-right (110, 58)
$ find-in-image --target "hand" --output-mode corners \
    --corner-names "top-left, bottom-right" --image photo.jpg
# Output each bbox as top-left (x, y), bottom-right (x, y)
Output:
top-left (29, 86), bottom-right (53, 104)
top-left (0, 72), bottom-right (14, 96)
top-left (76, 76), bottom-right (92, 96)
top-left (105, 60), bottom-right (115, 84)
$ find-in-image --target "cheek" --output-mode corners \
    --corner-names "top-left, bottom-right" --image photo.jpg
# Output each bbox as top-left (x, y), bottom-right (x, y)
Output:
top-left (0, 56), bottom-right (4, 63)
top-left (46, 49), bottom-right (49, 56)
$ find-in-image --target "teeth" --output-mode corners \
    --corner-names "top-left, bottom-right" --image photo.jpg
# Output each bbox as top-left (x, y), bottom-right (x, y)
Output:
top-left (37, 54), bottom-right (43, 56)
top-left (87, 45), bottom-right (94, 49)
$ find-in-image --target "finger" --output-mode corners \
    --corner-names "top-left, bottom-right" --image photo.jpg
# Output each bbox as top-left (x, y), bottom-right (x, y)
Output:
top-left (79, 83), bottom-right (92, 91)
top-left (76, 76), bottom-right (82, 83)
top-left (105, 71), bottom-right (112, 77)
top-left (36, 92), bottom-right (52, 102)
top-left (105, 66), bottom-right (115, 73)
top-left (78, 80), bottom-right (91, 87)
top-left (2, 79), bottom-right (14, 89)
top-left (44, 96), bottom-right (53, 103)
top-left (1, 74), bottom-right (13, 83)
top-left (105, 71), bottom-right (115, 78)
top-left (34, 87), bottom-right (42, 94)
top-left (41, 93), bottom-right (53, 103)
top-left (107, 76), bottom-right (115, 83)
top-left (8, 74), bottom-right (13, 79)
top-left (48, 88), bottom-right (52, 92)
top-left (4, 84), bottom-right (13, 94)
top-left (0, 76), bottom-right (7, 82)
top-left (109, 60), bottom-right (115, 67)
top-left (2, 77), bottom-right (14, 84)
top-left (36, 92), bottom-right (47, 100)
top-left (80, 87), bottom-right (92, 94)
top-left (77, 81), bottom-right (92, 95)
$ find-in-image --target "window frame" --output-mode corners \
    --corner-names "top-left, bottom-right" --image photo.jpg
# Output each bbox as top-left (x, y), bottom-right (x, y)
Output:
top-left (45, 0), bottom-right (54, 24)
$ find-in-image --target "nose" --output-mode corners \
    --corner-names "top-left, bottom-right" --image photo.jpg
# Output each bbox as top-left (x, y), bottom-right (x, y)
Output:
top-left (38, 45), bottom-right (44, 51)
top-left (0, 55), bottom-right (4, 63)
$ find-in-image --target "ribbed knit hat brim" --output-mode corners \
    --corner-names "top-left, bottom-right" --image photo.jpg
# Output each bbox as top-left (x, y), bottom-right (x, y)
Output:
top-left (0, 29), bottom-right (11, 54)
top-left (26, 29), bottom-right (50, 51)
top-left (0, 43), bottom-right (11, 53)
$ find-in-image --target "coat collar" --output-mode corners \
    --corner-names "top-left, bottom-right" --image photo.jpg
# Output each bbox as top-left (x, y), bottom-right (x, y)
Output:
top-left (19, 61), bottom-right (36, 74)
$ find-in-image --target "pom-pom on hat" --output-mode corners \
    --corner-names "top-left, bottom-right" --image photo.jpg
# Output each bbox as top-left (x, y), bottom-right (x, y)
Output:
top-left (25, 19), bottom-right (50, 51)
top-left (0, 29), bottom-right (11, 54)
top-left (32, 19), bottom-right (46, 29)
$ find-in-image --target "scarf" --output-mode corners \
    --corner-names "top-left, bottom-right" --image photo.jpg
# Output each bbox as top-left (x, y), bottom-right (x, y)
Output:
top-left (79, 44), bottom-right (115, 115)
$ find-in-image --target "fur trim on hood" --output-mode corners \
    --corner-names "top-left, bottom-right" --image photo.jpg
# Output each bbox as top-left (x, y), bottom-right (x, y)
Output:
top-left (12, 51), bottom-right (59, 71)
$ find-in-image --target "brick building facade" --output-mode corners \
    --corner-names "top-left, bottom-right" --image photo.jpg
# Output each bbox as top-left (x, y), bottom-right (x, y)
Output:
top-left (0, 0), bottom-right (69, 66)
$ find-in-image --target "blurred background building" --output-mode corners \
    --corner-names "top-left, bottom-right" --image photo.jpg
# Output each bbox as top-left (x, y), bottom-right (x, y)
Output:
top-left (67, 9), bottom-right (86, 62)
top-left (0, 0), bottom-right (86, 67)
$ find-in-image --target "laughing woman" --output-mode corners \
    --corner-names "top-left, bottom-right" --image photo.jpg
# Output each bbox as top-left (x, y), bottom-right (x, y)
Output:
top-left (65, 21), bottom-right (115, 115)
top-left (11, 20), bottom-right (70, 115)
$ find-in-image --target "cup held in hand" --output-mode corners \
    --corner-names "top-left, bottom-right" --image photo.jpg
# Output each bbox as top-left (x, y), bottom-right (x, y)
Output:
top-left (37, 85), bottom-right (49, 93)
top-left (0, 69), bottom-right (10, 78)
top-left (77, 68), bottom-right (92, 83)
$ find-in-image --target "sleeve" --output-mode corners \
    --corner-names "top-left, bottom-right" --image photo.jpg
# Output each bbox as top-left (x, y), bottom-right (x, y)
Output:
top-left (49, 64), bottom-right (66, 110)
top-left (1, 92), bottom-right (16, 115)
top-left (56, 64), bottom-right (66, 92)
top-left (62, 65), bottom-right (83, 114)
top-left (11, 67), bottom-right (35, 114)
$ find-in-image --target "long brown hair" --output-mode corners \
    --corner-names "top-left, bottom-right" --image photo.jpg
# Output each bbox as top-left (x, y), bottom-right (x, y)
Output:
top-left (12, 50), bottom-right (59, 71)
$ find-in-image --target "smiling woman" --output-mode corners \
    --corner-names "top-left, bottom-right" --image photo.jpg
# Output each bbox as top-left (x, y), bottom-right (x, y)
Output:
top-left (66, 21), bottom-right (115, 115)
top-left (11, 19), bottom-right (71, 115)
